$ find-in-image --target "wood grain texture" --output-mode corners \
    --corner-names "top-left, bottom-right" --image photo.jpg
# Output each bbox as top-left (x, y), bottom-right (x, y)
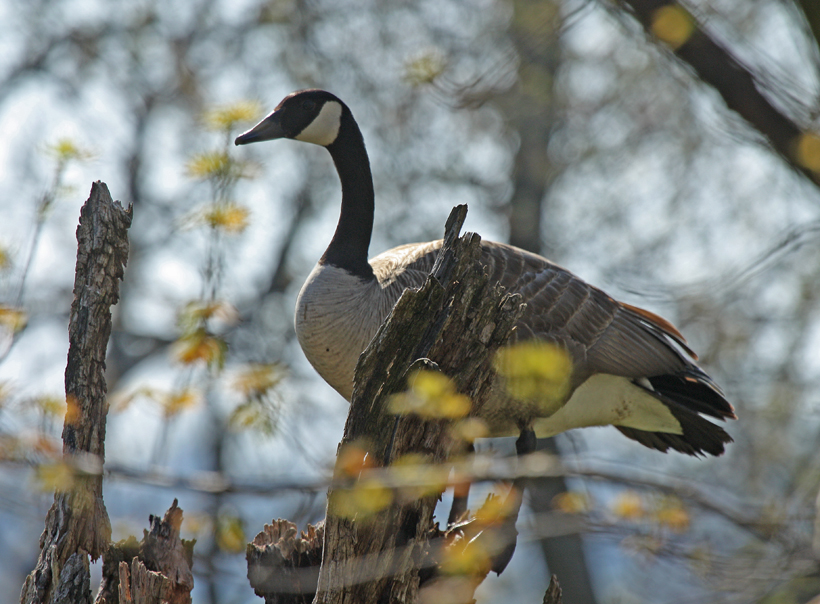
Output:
top-left (315, 205), bottom-right (525, 604)
top-left (22, 181), bottom-right (131, 604)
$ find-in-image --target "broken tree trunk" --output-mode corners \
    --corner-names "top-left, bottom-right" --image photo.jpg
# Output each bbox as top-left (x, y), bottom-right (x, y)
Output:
top-left (96, 499), bottom-right (195, 604)
top-left (21, 181), bottom-right (131, 604)
top-left (314, 205), bottom-right (526, 604)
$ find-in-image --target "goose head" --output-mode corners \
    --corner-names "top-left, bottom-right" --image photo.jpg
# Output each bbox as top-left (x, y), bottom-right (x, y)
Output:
top-left (235, 89), bottom-right (375, 278)
top-left (235, 89), bottom-right (345, 148)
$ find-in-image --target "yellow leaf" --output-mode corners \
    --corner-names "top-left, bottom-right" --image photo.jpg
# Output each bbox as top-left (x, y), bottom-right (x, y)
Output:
top-left (475, 489), bottom-right (520, 525)
top-left (202, 101), bottom-right (262, 131)
top-left (45, 138), bottom-right (94, 162)
top-left (404, 50), bottom-right (447, 86)
top-left (232, 363), bottom-right (286, 399)
top-left (494, 342), bottom-right (571, 412)
top-left (35, 395), bottom-right (66, 419)
top-left (65, 395), bottom-right (81, 424)
top-left (438, 393), bottom-right (472, 418)
top-left (177, 300), bottom-right (238, 333)
top-left (388, 370), bottom-right (471, 419)
top-left (35, 461), bottom-right (75, 492)
top-left (450, 417), bottom-right (489, 442)
top-left (183, 512), bottom-right (211, 536)
top-left (335, 442), bottom-right (375, 477)
top-left (413, 371), bottom-right (452, 399)
top-left (202, 202), bottom-right (250, 233)
top-left (391, 453), bottom-right (449, 500)
top-left (0, 306), bottom-right (28, 333)
top-left (229, 401), bottom-right (263, 430)
top-left (330, 478), bottom-right (393, 519)
top-left (163, 388), bottom-right (202, 417)
top-left (655, 499), bottom-right (690, 533)
top-left (186, 152), bottom-right (254, 182)
top-left (552, 491), bottom-right (590, 515)
top-left (795, 132), bottom-right (820, 173)
top-left (611, 491), bottom-right (644, 520)
top-left (216, 514), bottom-right (246, 553)
top-left (0, 246), bottom-right (12, 271)
top-left (186, 151), bottom-right (231, 179)
top-left (651, 5), bottom-right (695, 50)
top-left (353, 478), bottom-right (393, 514)
top-left (171, 330), bottom-right (227, 369)
top-left (440, 539), bottom-right (491, 576)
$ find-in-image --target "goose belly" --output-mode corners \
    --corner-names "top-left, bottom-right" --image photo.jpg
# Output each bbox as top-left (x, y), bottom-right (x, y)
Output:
top-left (294, 264), bottom-right (397, 401)
top-left (471, 374), bottom-right (683, 437)
top-left (530, 374), bottom-right (683, 437)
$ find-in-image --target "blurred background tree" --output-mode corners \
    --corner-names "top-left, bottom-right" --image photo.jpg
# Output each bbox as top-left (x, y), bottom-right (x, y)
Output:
top-left (1, 0), bottom-right (820, 602)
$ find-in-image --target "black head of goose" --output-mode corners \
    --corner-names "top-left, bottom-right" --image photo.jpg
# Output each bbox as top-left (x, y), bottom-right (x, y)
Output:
top-left (236, 89), bottom-right (736, 456)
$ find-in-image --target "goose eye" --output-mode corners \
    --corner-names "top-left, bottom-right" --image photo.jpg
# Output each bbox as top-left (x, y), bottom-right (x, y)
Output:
top-left (302, 100), bottom-right (316, 111)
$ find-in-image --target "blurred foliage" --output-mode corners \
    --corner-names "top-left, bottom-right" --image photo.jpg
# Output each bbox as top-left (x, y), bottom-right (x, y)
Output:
top-left (114, 386), bottom-right (204, 418)
top-left (202, 101), bottom-right (263, 133)
top-left (33, 461), bottom-right (76, 493)
top-left (216, 512), bottom-right (247, 554)
top-left (228, 364), bottom-right (287, 434)
top-left (389, 370), bottom-right (472, 419)
top-left (494, 342), bottom-right (571, 414)
top-left (650, 5), bottom-right (695, 51)
top-left (796, 133), bottom-right (820, 174)
top-left (329, 476), bottom-right (394, 520)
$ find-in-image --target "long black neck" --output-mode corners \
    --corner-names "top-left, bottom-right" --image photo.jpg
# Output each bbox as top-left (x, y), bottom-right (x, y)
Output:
top-left (320, 108), bottom-right (375, 280)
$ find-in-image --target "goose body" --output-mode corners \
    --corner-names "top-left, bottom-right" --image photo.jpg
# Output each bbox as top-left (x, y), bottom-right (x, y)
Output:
top-left (236, 89), bottom-right (736, 456)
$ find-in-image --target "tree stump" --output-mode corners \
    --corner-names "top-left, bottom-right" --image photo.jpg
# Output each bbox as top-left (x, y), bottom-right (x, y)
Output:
top-left (21, 181), bottom-right (131, 604)
top-left (314, 205), bottom-right (525, 604)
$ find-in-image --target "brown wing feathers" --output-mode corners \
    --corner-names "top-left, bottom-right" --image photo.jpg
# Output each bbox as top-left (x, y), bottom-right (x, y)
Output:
top-left (622, 302), bottom-right (698, 360)
top-left (390, 239), bottom-right (734, 455)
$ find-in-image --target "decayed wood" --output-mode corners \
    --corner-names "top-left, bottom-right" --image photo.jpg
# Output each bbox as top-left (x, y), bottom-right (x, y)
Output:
top-left (314, 205), bottom-right (526, 604)
top-left (21, 181), bottom-right (132, 604)
top-left (542, 575), bottom-right (563, 604)
top-left (247, 519), bottom-right (324, 604)
top-left (96, 500), bottom-right (194, 604)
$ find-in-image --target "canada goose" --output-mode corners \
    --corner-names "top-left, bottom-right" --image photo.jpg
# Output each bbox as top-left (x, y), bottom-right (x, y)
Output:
top-left (235, 89), bottom-right (736, 457)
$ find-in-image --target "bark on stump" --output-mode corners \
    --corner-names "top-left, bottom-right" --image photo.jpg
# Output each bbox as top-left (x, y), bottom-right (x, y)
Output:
top-left (21, 181), bottom-right (131, 604)
top-left (314, 205), bottom-right (525, 604)
top-left (96, 500), bottom-right (195, 604)
top-left (247, 519), bottom-right (324, 604)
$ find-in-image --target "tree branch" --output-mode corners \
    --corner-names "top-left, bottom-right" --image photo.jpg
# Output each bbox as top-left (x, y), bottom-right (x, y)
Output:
top-left (618, 0), bottom-right (820, 187)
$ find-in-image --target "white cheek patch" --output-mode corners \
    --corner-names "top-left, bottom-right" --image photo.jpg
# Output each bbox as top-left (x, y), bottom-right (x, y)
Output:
top-left (296, 101), bottom-right (343, 146)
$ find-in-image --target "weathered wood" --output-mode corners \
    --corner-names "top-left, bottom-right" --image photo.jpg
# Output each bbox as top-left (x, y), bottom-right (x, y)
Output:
top-left (247, 519), bottom-right (324, 604)
top-left (96, 500), bottom-right (194, 604)
top-left (21, 181), bottom-right (132, 604)
top-left (542, 574), bottom-right (563, 604)
top-left (314, 205), bottom-right (526, 604)
top-left (119, 558), bottom-right (170, 604)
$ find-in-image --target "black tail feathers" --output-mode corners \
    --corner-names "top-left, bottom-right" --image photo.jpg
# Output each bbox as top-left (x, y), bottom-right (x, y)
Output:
top-left (619, 369), bottom-right (736, 457)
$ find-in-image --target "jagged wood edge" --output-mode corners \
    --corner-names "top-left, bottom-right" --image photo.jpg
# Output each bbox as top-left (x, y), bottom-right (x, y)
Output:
top-left (314, 204), bottom-right (526, 604)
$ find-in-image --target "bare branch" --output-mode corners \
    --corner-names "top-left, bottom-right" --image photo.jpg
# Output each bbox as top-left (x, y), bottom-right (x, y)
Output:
top-left (618, 0), bottom-right (820, 187)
